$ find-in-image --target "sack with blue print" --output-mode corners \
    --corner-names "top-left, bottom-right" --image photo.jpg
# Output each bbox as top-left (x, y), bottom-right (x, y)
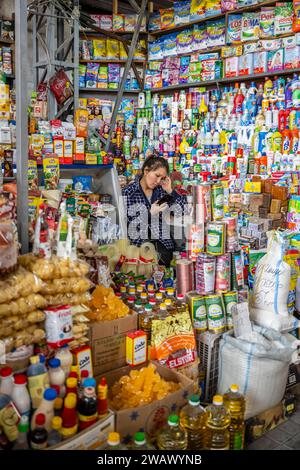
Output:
top-left (250, 230), bottom-right (298, 332)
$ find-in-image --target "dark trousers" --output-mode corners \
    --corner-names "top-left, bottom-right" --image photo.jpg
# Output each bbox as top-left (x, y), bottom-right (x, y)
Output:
top-left (154, 241), bottom-right (173, 267)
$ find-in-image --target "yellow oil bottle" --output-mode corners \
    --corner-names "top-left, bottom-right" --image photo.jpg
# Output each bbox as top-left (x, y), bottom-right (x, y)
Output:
top-left (223, 384), bottom-right (245, 450)
top-left (204, 395), bottom-right (231, 450)
top-left (179, 394), bottom-right (207, 450)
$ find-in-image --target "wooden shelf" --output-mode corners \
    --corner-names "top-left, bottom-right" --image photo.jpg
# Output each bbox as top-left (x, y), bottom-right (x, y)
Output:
top-left (149, 0), bottom-right (281, 37)
top-left (79, 87), bottom-right (141, 93)
top-left (80, 30), bottom-right (148, 37)
top-left (148, 67), bottom-right (300, 92)
top-left (80, 59), bottom-right (146, 64)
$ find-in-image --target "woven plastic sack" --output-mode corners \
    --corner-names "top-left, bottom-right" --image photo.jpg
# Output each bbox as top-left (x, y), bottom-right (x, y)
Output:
top-left (217, 325), bottom-right (297, 418)
top-left (250, 231), bottom-right (297, 332)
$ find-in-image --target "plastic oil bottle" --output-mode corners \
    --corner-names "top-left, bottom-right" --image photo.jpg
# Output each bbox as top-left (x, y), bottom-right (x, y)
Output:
top-left (105, 432), bottom-right (127, 450)
top-left (157, 414), bottom-right (187, 450)
top-left (179, 394), bottom-right (207, 450)
top-left (204, 395), bottom-right (231, 450)
top-left (223, 384), bottom-right (246, 450)
top-left (131, 432), bottom-right (155, 450)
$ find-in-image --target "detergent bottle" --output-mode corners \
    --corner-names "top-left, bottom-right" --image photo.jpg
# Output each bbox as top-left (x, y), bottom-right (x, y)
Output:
top-left (233, 89), bottom-right (244, 114)
top-left (271, 129), bottom-right (283, 152)
top-left (282, 127), bottom-right (292, 154)
top-left (291, 128), bottom-right (299, 154)
top-left (264, 77), bottom-right (273, 97)
top-left (292, 76), bottom-right (300, 107)
top-left (285, 76), bottom-right (294, 108)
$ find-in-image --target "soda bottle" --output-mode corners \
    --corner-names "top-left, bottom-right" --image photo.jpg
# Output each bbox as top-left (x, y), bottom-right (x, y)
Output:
top-left (131, 432), bottom-right (155, 450)
top-left (105, 432), bottom-right (127, 450)
top-left (204, 395), bottom-right (231, 450)
top-left (179, 394), bottom-right (207, 450)
top-left (157, 414), bottom-right (187, 450)
top-left (223, 384), bottom-right (246, 450)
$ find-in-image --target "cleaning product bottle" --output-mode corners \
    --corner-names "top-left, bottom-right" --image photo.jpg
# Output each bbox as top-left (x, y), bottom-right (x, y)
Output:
top-left (11, 374), bottom-right (31, 416)
top-left (27, 355), bottom-right (49, 409)
top-left (282, 126), bottom-right (292, 154)
top-left (13, 415), bottom-right (29, 450)
top-left (31, 388), bottom-right (57, 432)
top-left (61, 393), bottom-right (78, 440)
top-left (271, 129), bottom-right (283, 152)
top-left (179, 394), bottom-right (207, 450)
top-left (264, 76), bottom-right (273, 97)
top-left (157, 414), bottom-right (188, 450)
top-left (0, 367), bottom-right (14, 397)
top-left (233, 89), bottom-right (244, 114)
top-left (47, 416), bottom-right (63, 447)
top-left (223, 384), bottom-right (246, 450)
top-left (291, 128), bottom-right (299, 154)
top-left (105, 432), bottom-right (127, 450)
top-left (204, 395), bottom-right (231, 450)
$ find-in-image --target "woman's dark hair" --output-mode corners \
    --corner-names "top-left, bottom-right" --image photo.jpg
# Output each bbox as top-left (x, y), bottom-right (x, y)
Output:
top-left (141, 156), bottom-right (169, 176)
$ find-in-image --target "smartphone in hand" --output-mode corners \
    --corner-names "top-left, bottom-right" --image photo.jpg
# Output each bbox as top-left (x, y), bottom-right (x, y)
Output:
top-left (157, 194), bottom-right (173, 206)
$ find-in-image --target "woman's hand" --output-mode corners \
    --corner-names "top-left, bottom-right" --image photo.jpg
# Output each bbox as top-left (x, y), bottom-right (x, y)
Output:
top-left (161, 176), bottom-right (172, 194)
top-left (150, 201), bottom-right (168, 215)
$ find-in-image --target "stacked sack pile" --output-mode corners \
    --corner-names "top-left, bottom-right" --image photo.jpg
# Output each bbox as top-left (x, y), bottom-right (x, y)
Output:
top-left (0, 266), bottom-right (47, 352)
top-left (19, 255), bottom-right (92, 350)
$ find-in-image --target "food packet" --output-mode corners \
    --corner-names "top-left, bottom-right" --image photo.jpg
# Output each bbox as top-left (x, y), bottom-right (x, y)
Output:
top-left (45, 305), bottom-right (73, 348)
top-left (43, 155), bottom-right (60, 190)
top-left (49, 69), bottom-right (73, 105)
top-left (75, 108), bottom-right (89, 138)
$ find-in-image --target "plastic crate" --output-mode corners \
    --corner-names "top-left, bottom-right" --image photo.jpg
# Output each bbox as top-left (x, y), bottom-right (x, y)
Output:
top-left (196, 331), bottom-right (224, 403)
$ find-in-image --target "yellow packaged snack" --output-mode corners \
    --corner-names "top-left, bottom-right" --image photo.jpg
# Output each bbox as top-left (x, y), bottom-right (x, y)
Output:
top-left (106, 39), bottom-right (119, 59)
top-left (75, 108), bottom-right (89, 138)
top-left (93, 39), bottom-right (106, 60)
top-left (134, 40), bottom-right (147, 60)
top-left (43, 155), bottom-right (60, 190)
top-left (87, 284), bottom-right (130, 321)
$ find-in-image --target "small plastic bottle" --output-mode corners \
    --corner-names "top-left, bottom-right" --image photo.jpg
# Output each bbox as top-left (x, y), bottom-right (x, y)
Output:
top-left (66, 377), bottom-right (78, 396)
top-left (27, 355), bottom-right (49, 409)
top-left (14, 415), bottom-right (29, 450)
top-left (97, 377), bottom-right (108, 420)
top-left (157, 414), bottom-right (187, 450)
top-left (204, 395), bottom-right (231, 450)
top-left (78, 386), bottom-right (98, 431)
top-left (31, 388), bottom-right (57, 432)
top-left (180, 394), bottom-right (207, 450)
top-left (61, 393), bottom-right (78, 440)
top-left (131, 432), bottom-right (155, 450)
top-left (30, 413), bottom-right (48, 450)
top-left (11, 374), bottom-right (31, 416)
top-left (48, 358), bottom-right (66, 398)
top-left (55, 344), bottom-right (73, 377)
top-left (105, 432), bottom-right (127, 450)
top-left (0, 367), bottom-right (14, 397)
top-left (47, 416), bottom-right (63, 447)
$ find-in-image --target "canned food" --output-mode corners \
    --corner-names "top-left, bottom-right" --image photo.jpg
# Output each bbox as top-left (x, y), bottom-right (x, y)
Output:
top-left (186, 292), bottom-right (208, 333)
top-left (205, 294), bottom-right (226, 334)
top-left (206, 222), bottom-right (226, 256)
top-left (215, 254), bottom-right (231, 293)
top-left (211, 184), bottom-right (224, 220)
top-left (223, 291), bottom-right (238, 329)
top-left (196, 253), bottom-right (216, 295)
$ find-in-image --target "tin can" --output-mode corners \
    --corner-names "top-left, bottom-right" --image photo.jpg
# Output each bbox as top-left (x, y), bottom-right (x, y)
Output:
top-left (206, 222), bottom-right (226, 256)
top-left (223, 291), bottom-right (238, 329)
top-left (215, 254), bottom-right (231, 293)
top-left (193, 183), bottom-right (212, 224)
top-left (205, 294), bottom-right (226, 334)
top-left (196, 253), bottom-right (216, 295)
top-left (186, 292), bottom-right (208, 333)
top-left (231, 250), bottom-right (244, 290)
top-left (223, 217), bottom-right (239, 252)
top-left (211, 184), bottom-right (224, 220)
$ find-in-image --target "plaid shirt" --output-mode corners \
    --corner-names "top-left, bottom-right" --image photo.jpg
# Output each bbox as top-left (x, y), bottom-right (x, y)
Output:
top-left (122, 176), bottom-right (188, 250)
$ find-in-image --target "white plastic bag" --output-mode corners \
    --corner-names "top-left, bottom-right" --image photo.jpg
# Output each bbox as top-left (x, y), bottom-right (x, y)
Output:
top-left (250, 231), bottom-right (297, 331)
top-left (217, 325), bottom-right (296, 418)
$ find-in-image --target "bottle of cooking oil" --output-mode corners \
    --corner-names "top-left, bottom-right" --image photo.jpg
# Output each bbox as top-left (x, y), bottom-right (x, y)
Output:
top-left (140, 292), bottom-right (148, 305)
top-left (131, 432), bottom-right (155, 450)
top-left (105, 432), bottom-right (127, 450)
top-left (204, 395), bottom-right (231, 450)
top-left (157, 414), bottom-right (187, 450)
top-left (165, 287), bottom-right (175, 302)
top-left (179, 394), bottom-right (207, 450)
top-left (133, 300), bottom-right (144, 315)
top-left (138, 304), bottom-right (154, 340)
top-left (175, 294), bottom-right (188, 314)
top-left (164, 298), bottom-right (176, 315)
top-left (223, 384), bottom-right (245, 450)
top-left (157, 303), bottom-right (168, 319)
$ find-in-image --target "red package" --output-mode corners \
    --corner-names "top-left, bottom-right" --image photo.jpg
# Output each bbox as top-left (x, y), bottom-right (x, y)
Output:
top-left (49, 69), bottom-right (73, 105)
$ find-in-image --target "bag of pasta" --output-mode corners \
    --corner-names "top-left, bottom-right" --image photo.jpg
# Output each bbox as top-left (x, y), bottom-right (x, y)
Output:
top-left (150, 310), bottom-right (199, 380)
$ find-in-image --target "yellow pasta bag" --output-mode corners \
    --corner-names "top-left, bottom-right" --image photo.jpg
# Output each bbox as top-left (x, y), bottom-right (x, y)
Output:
top-left (93, 39), bottom-right (106, 59)
top-left (119, 42), bottom-right (128, 60)
top-left (106, 39), bottom-right (119, 59)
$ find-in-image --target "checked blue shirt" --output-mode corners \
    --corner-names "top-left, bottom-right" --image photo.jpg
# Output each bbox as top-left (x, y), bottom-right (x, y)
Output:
top-left (122, 176), bottom-right (188, 250)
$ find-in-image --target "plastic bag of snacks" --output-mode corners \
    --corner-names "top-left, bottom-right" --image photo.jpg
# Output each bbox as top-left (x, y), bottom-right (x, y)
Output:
top-left (0, 267), bottom-right (44, 304)
top-left (49, 69), bottom-right (73, 105)
top-left (150, 311), bottom-right (199, 380)
top-left (0, 221), bottom-right (18, 274)
top-left (87, 284), bottom-right (130, 321)
top-left (19, 254), bottom-right (89, 280)
top-left (0, 293), bottom-right (47, 317)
